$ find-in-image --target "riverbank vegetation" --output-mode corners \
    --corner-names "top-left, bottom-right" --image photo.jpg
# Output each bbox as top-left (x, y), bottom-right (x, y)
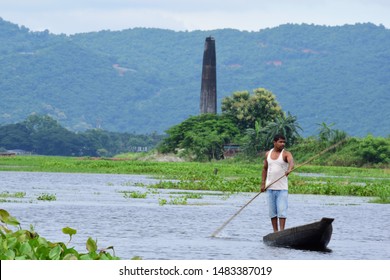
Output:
top-left (1, 90), bottom-right (388, 168)
top-left (157, 89), bottom-right (388, 167)
top-left (0, 155), bottom-right (389, 203)
top-left (0, 114), bottom-right (163, 157)
top-left (0, 90), bottom-right (388, 203)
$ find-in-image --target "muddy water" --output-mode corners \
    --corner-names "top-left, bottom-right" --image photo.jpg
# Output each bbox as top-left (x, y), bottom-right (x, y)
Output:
top-left (1, 171), bottom-right (389, 260)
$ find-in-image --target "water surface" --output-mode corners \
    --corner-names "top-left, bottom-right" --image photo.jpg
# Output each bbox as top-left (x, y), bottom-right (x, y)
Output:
top-left (1, 171), bottom-right (389, 260)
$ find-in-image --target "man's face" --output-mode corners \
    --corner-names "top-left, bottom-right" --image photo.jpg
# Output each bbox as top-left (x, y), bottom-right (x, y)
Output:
top-left (274, 138), bottom-right (286, 150)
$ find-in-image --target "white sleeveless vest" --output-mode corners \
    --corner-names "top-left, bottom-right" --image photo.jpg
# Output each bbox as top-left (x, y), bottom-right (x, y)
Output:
top-left (266, 148), bottom-right (289, 190)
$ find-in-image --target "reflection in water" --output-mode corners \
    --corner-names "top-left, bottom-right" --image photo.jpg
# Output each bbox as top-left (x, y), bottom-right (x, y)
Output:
top-left (1, 171), bottom-right (389, 260)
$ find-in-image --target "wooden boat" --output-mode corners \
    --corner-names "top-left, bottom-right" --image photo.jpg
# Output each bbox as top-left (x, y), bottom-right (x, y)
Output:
top-left (263, 217), bottom-right (334, 251)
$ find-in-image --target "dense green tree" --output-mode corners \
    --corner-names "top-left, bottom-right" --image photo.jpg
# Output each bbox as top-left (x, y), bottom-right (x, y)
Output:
top-left (23, 114), bottom-right (62, 133)
top-left (21, 115), bottom-right (82, 155)
top-left (357, 135), bottom-right (390, 164)
top-left (221, 88), bottom-right (284, 132)
top-left (81, 129), bottom-right (113, 156)
top-left (0, 115), bottom-right (163, 156)
top-left (0, 123), bottom-right (32, 150)
top-left (159, 114), bottom-right (240, 160)
top-left (157, 115), bottom-right (203, 154)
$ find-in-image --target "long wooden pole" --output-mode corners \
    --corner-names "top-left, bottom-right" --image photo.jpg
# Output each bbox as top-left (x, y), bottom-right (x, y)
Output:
top-left (210, 139), bottom-right (347, 238)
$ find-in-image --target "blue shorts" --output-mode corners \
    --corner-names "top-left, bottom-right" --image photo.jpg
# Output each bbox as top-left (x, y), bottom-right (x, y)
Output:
top-left (267, 190), bottom-right (288, 219)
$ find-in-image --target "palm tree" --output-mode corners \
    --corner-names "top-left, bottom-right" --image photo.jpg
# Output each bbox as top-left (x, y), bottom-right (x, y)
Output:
top-left (264, 112), bottom-right (302, 148)
top-left (317, 122), bottom-right (335, 143)
top-left (317, 122), bottom-right (348, 144)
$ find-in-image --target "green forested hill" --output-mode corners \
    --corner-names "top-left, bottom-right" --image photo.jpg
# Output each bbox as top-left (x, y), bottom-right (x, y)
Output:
top-left (1, 18), bottom-right (389, 136)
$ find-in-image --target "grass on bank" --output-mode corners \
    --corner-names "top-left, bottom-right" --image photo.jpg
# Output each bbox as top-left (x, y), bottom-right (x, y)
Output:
top-left (1, 155), bottom-right (388, 177)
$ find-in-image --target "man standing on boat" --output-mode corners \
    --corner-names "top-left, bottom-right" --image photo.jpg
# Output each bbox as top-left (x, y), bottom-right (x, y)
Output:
top-left (261, 134), bottom-right (294, 232)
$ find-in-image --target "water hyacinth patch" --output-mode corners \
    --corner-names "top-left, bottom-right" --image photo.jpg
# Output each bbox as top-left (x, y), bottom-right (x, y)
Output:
top-left (0, 155), bottom-right (388, 203)
top-left (0, 209), bottom-right (121, 260)
top-left (0, 191), bottom-right (26, 198)
top-left (0, 191), bottom-right (27, 203)
top-left (121, 191), bottom-right (148, 199)
top-left (36, 193), bottom-right (57, 201)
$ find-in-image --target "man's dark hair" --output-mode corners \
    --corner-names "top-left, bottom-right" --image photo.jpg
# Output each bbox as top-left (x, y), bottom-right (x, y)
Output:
top-left (273, 134), bottom-right (286, 142)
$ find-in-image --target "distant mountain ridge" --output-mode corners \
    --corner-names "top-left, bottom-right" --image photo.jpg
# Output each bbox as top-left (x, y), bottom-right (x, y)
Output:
top-left (1, 18), bottom-right (389, 136)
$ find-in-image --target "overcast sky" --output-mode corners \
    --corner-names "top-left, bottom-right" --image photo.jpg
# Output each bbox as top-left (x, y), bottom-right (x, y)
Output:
top-left (1, 0), bottom-right (389, 34)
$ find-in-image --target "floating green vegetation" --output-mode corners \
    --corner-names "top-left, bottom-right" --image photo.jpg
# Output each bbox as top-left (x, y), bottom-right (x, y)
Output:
top-left (158, 198), bottom-right (167, 206)
top-left (151, 175), bottom-right (258, 193)
top-left (0, 199), bottom-right (17, 203)
top-left (146, 187), bottom-right (160, 195)
top-left (159, 195), bottom-right (188, 206)
top-left (289, 177), bottom-right (390, 202)
top-left (0, 155), bottom-right (388, 201)
top-left (169, 196), bottom-right (188, 205)
top-left (368, 187), bottom-right (390, 204)
top-left (0, 209), bottom-right (121, 260)
top-left (168, 191), bottom-right (225, 196)
top-left (120, 191), bottom-right (147, 199)
top-left (36, 193), bottom-right (57, 201)
top-left (121, 182), bottom-right (147, 187)
top-left (167, 192), bottom-right (204, 199)
top-left (0, 155), bottom-right (388, 178)
top-left (0, 191), bottom-right (26, 198)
